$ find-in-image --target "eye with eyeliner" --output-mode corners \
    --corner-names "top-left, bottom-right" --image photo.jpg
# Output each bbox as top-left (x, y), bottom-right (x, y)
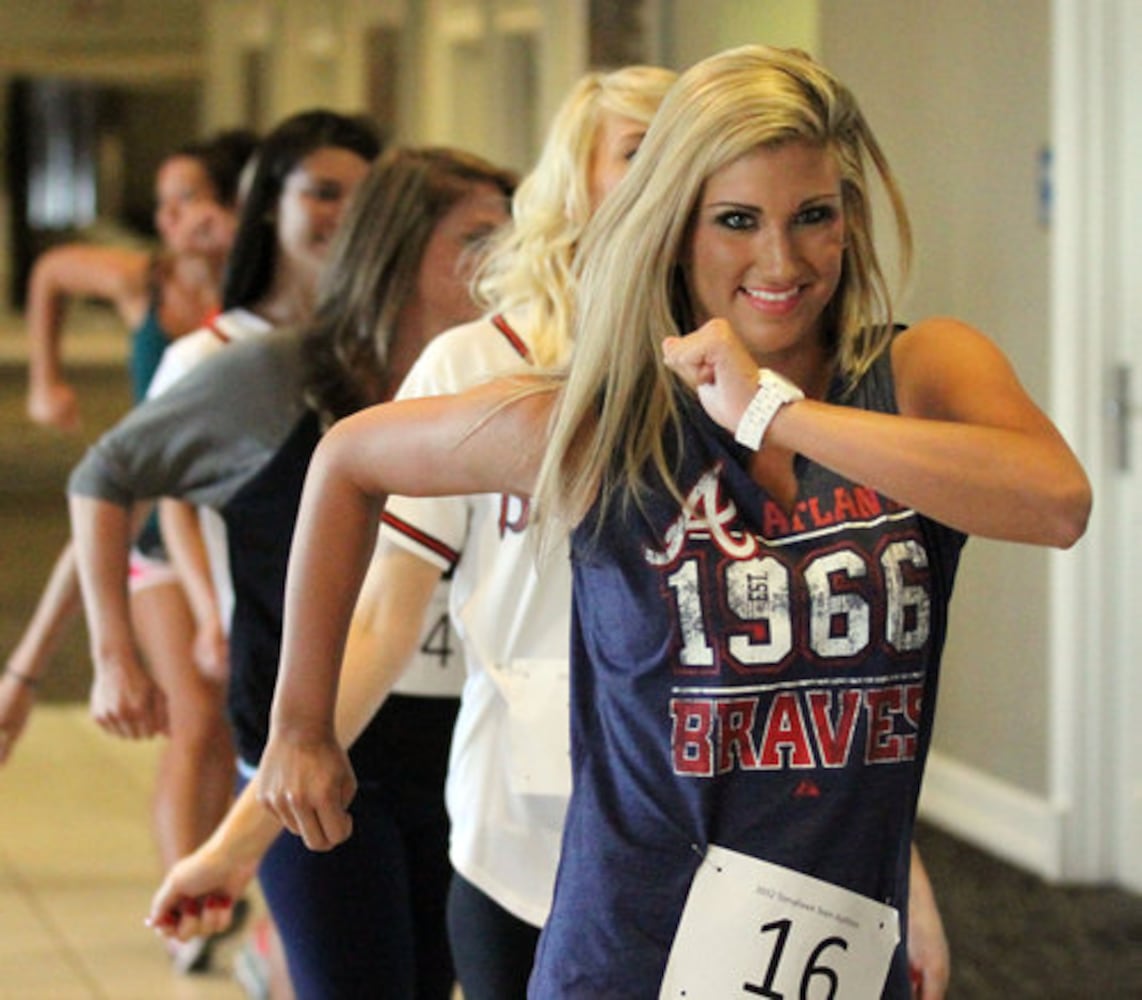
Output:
top-left (713, 208), bottom-right (758, 231)
top-left (708, 200), bottom-right (839, 233)
top-left (794, 203), bottom-right (839, 227)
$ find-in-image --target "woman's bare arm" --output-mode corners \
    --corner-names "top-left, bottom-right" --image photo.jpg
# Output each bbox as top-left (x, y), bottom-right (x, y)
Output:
top-left (150, 540), bottom-right (447, 936)
top-left (663, 318), bottom-right (1090, 548)
top-left (68, 495), bottom-right (168, 738)
top-left (159, 499), bottom-right (228, 680)
top-left (26, 245), bottom-right (148, 430)
top-left (261, 378), bottom-right (553, 838)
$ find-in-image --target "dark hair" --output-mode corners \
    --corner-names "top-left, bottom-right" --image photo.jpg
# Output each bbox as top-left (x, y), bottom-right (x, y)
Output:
top-left (167, 128), bottom-right (260, 207)
top-left (302, 146), bottom-right (517, 425)
top-left (221, 110), bottom-right (383, 310)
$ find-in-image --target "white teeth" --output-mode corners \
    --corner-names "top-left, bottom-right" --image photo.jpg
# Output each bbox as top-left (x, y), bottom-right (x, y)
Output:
top-left (744, 287), bottom-right (798, 303)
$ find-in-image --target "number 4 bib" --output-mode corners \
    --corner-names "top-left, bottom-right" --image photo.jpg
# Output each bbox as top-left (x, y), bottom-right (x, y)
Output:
top-left (660, 845), bottom-right (900, 999)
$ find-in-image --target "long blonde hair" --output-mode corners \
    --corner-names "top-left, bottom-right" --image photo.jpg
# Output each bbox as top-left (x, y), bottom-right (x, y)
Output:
top-left (472, 65), bottom-right (677, 367)
top-left (535, 44), bottom-right (912, 532)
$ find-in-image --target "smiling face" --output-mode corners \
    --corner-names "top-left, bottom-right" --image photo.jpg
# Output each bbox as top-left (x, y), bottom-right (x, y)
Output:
top-left (275, 146), bottom-right (372, 294)
top-left (154, 155), bottom-right (220, 251)
top-left (588, 110), bottom-right (652, 211)
top-left (684, 141), bottom-right (846, 371)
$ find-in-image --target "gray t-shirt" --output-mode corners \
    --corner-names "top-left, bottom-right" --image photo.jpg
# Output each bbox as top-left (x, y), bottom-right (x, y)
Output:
top-left (69, 327), bottom-right (307, 512)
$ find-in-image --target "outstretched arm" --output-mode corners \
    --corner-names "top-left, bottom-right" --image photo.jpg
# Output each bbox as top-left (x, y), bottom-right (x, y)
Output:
top-left (260, 379), bottom-right (551, 839)
top-left (25, 245), bottom-right (147, 430)
top-left (257, 541), bottom-right (446, 850)
top-left (149, 540), bottom-right (445, 937)
top-left (68, 332), bottom-right (303, 735)
top-left (147, 777), bottom-right (272, 942)
top-left (662, 317), bottom-right (1091, 548)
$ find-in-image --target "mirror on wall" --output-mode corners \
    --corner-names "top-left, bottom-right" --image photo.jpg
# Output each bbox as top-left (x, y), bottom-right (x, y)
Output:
top-left (3, 76), bottom-right (200, 309)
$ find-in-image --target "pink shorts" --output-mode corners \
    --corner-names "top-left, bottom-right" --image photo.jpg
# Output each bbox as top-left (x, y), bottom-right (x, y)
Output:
top-left (127, 549), bottom-right (180, 594)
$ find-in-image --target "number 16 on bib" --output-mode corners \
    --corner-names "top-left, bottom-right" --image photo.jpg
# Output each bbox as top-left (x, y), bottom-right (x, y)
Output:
top-left (660, 845), bottom-right (900, 999)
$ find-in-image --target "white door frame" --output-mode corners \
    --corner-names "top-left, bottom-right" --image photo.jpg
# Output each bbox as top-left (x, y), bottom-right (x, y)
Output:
top-left (1102, 0), bottom-right (1142, 891)
top-left (1050, 0), bottom-right (1141, 889)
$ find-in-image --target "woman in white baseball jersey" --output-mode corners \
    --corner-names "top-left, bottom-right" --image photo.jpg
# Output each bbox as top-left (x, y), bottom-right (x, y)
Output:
top-left (362, 67), bottom-right (680, 999)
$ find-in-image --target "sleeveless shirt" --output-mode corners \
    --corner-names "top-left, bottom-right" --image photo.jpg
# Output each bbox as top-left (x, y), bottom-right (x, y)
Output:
top-left (529, 344), bottom-right (966, 999)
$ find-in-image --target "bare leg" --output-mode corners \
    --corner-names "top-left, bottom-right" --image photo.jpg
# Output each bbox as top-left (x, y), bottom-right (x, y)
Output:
top-left (129, 578), bottom-right (234, 870)
top-left (267, 919), bottom-right (296, 1000)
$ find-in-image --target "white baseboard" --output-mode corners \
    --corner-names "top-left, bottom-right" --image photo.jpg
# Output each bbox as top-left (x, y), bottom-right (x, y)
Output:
top-left (918, 750), bottom-right (1066, 882)
top-left (1117, 783), bottom-right (1142, 892)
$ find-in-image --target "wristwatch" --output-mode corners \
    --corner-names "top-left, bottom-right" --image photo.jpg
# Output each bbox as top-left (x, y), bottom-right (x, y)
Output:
top-left (733, 368), bottom-right (805, 450)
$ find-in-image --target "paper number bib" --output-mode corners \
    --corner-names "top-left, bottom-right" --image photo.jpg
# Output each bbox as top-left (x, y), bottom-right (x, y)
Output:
top-left (660, 845), bottom-right (900, 999)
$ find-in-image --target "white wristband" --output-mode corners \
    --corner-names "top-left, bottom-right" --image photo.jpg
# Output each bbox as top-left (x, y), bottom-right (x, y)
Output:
top-left (733, 368), bottom-right (804, 450)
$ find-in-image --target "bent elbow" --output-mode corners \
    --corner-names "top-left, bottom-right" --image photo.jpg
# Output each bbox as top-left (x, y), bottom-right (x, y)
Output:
top-left (1049, 475), bottom-right (1093, 550)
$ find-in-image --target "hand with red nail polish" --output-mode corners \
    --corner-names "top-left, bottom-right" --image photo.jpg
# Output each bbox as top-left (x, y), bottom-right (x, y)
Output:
top-left (147, 836), bottom-right (257, 942)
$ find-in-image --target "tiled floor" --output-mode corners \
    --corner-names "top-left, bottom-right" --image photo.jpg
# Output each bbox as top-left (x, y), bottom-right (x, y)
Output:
top-left (0, 704), bottom-right (248, 999)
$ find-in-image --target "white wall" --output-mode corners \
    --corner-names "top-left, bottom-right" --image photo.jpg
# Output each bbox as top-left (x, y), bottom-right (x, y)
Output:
top-left (202, 0), bottom-right (409, 135)
top-left (817, 1), bottom-right (1084, 879)
top-left (820, 0), bottom-right (1054, 792)
top-left (201, 0), bottom-right (580, 175)
top-left (663, 0), bottom-right (819, 68)
top-left (660, 0), bottom-right (1068, 876)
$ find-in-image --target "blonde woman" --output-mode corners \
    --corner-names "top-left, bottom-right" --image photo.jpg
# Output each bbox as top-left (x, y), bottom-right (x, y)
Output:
top-left (471, 64), bottom-right (679, 367)
top-left (265, 47), bottom-right (1081, 997)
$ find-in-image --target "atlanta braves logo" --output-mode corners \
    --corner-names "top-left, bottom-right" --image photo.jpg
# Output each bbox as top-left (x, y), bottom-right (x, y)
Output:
top-left (645, 465), bottom-right (757, 566)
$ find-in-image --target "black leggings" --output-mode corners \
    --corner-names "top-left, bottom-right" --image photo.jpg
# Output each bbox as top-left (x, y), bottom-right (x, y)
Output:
top-left (250, 695), bottom-right (459, 999)
top-left (259, 782), bottom-right (454, 999)
top-left (446, 871), bottom-right (541, 1000)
